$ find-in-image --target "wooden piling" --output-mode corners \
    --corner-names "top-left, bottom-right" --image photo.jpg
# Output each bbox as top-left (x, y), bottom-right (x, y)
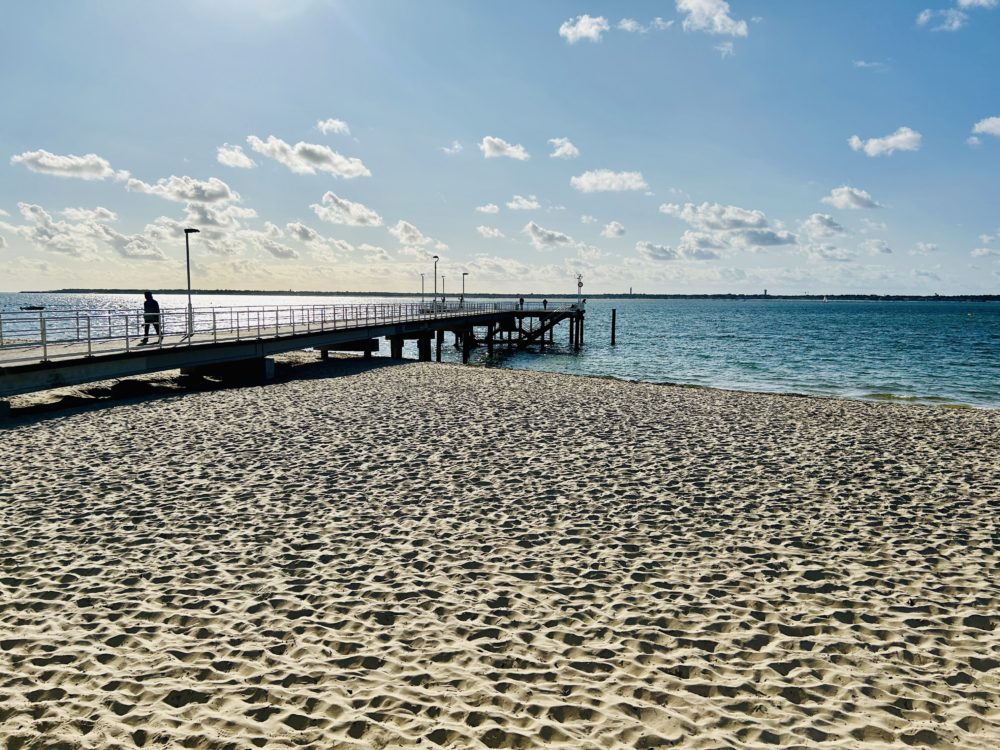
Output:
top-left (611, 309), bottom-right (616, 345)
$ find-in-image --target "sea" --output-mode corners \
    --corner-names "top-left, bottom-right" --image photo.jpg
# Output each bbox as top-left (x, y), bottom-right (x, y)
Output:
top-left (2, 292), bottom-right (998, 409)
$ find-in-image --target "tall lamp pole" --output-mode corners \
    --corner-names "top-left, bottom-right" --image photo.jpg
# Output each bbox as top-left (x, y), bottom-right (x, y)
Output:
top-left (462, 271), bottom-right (468, 300)
top-left (184, 228), bottom-right (200, 337)
top-left (420, 273), bottom-right (425, 305)
top-left (441, 275), bottom-right (446, 302)
top-left (433, 255), bottom-right (439, 307)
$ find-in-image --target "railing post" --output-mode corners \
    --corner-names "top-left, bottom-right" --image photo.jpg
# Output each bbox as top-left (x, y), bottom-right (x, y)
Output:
top-left (75, 311), bottom-right (80, 341)
top-left (258, 310), bottom-right (262, 339)
top-left (41, 317), bottom-right (48, 361)
top-left (291, 307), bottom-right (296, 335)
top-left (86, 316), bottom-right (92, 356)
top-left (213, 310), bottom-right (218, 343)
top-left (124, 314), bottom-right (130, 353)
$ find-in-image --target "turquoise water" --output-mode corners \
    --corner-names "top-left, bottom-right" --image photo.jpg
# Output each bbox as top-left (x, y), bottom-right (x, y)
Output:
top-left (3, 293), bottom-right (998, 408)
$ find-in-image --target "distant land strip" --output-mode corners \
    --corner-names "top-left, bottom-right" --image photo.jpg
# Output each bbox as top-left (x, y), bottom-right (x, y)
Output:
top-left (17, 289), bottom-right (1000, 302)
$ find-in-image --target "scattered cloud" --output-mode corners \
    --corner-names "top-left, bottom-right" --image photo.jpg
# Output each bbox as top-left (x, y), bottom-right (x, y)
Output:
top-left (62, 207), bottom-right (117, 222)
top-left (310, 191), bottom-right (382, 226)
top-left (848, 126), bottom-right (922, 157)
top-left (972, 116), bottom-right (1000, 138)
top-left (247, 232), bottom-right (299, 260)
top-left (916, 8), bottom-right (967, 31)
top-left (286, 222), bottom-right (321, 243)
top-left (636, 241), bottom-right (679, 261)
top-left (479, 136), bottom-right (529, 160)
top-left (860, 238), bottom-right (893, 255)
top-left (10, 149), bottom-right (127, 181)
top-left (715, 41), bottom-right (735, 58)
top-left (548, 137), bottom-right (580, 159)
top-left (389, 220), bottom-right (431, 246)
top-left (246, 135), bottom-right (370, 177)
top-left (911, 242), bottom-right (939, 255)
top-left (523, 221), bottom-right (573, 250)
top-left (581, 215), bottom-right (598, 224)
top-left (477, 225), bottom-right (505, 239)
top-left (822, 185), bottom-right (882, 209)
top-left (475, 203), bottom-right (499, 214)
top-left (800, 213), bottom-right (847, 239)
top-left (217, 143), bottom-right (256, 169)
top-left (660, 201), bottom-right (796, 252)
top-left (968, 136), bottom-right (981, 147)
top-left (570, 169), bottom-right (648, 193)
top-left (854, 59), bottom-right (889, 71)
top-left (127, 175), bottom-right (239, 204)
top-left (507, 194), bottom-right (540, 210)
top-left (971, 247), bottom-right (1000, 257)
top-left (617, 17), bottom-right (674, 33)
top-left (559, 15), bottom-right (610, 43)
top-left (676, 0), bottom-right (748, 37)
top-left (441, 140), bottom-right (463, 155)
top-left (601, 221), bottom-right (625, 238)
top-left (316, 118), bottom-right (350, 136)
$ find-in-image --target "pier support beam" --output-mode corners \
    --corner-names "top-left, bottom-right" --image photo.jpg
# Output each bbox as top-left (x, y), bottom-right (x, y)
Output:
top-left (462, 330), bottom-right (474, 364)
top-left (390, 336), bottom-right (404, 359)
top-left (0, 400), bottom-right (10, 422)
top-left (417, 334), bottom-right (432, 362)
top-left (486, 323), bottom-right (494, 356)
top-left (436, 330), bottom-right (443, 362)
top-left (321, 339), bottom-right (378, 360)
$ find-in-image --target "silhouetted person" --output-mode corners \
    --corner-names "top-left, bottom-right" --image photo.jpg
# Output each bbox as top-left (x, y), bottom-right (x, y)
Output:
top-left (519, 297), bottom-right (524, 310)
top-left (542, 299), bottom-right (548, 310)
top-left (140, 291), bottom-right (161, 345)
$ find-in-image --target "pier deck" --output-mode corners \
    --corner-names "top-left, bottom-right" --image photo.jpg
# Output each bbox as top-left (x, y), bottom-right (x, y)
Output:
top-left (0, 301), bottom-right (584, 400)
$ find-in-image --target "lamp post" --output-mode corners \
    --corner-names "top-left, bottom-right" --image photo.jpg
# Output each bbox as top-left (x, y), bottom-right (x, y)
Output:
top-left (420, 273), bottom-right (425, 305)
top-left (433, 255), bottom-right (439, 304)
top-left (184, 228), bottom-right (200, 337)
top-left (462, 271), bottom-right (468, 301)
top-left (441, 275), bottom-right (446, 303)
top-left (576, 273), bottom-right (583, 304)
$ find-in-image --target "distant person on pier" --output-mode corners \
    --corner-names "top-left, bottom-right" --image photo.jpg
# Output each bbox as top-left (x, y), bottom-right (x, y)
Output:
top-left (542, 299), bottom-right (548, 310)
top-left (139, 291), bottom-right (161, 345)
top-left (519, 297), bottom-right (524, 310)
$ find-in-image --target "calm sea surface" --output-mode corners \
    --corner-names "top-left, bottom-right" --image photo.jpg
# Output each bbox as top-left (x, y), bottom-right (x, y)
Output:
top-left (2, 292), bottom-right (998, 408)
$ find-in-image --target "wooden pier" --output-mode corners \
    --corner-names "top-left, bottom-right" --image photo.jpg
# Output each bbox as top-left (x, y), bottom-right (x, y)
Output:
top-left (0, 301), bottom-right (585, 406)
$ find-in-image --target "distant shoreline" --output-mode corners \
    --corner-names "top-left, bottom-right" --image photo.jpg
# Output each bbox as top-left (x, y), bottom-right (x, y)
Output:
top-left (15, 289), bottom-right (1000, 302)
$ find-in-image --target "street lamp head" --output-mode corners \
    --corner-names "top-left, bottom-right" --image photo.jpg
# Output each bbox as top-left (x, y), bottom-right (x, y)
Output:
top-left (185, 228), bottom-right (200, 234)
top-left (433, 255), bottom-right (439, 260)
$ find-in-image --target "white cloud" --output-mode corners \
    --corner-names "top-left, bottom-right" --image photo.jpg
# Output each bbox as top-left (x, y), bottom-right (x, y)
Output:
top-left (441, 140), bottom-right (463, 155)
top-left (286, 222), bottom-right (321, 243)
top-left (246, 135), bottom-right (370, 177)
top-left (676, 0), bottom-right (748, 37)
top-left (479, 136), bottom-right (529, 160)
top-left (807, 244), bottom-right (856, 263)
top-left (601, 220), bottom-right (626, 238)
top-left (475, 203), bottom-right (499, 214)
top-left (247, 232), bottom-right (299, 259)
top-left (316, 118), bottom-right (350, 136)
top-left (911, 242), bottom-right (939, 255)
top-left (570, 169), bottom-right (648, 193)
top-left (559, 15), bottom-right (610, 43)
top-left (636, 241), bottom-right (679, 261)
top-left (62, 207), bottom-right (117, 222)
top-left (822, 185), bottom-right (882, 209)
top-left (968, 136), bottom-right (982, 147)
top-left (217, 143), bottom-right (256, 169)
top-left (618, 17), bottom-right (674, 32)
top-left (548, 137), bottom-right (580, 159)
top-left (916, 8), bottom-right (968, 31)
top-left (523, 221), bottom-right (573, 250)
top-left (507, 194), bottom-right (540, 210)
top-left (389, 220), bottom-right (431, 246)
top-left (310, 191), bottom-right (382, 226)
top-left (972, 116), bottom-right (1000, 138)
top-left (860, 238), bottom-right (893, 255)
top-left (581, 215), bottom-right (598, 224)
top-left (958, 0), bottom-right (998, 7)
top-left (972, 247), bottom-right (1000, 257)
top-left (800, 213), bottom-right (846, 239)
top-left (848, 126), bottom-right (922, 157)
top-left (360, 243), bottom-right (391, 262)
top-left (10, 149), bottom-right (126, 181)
top-left (477, 226), bottom-right (505, 239)
top-left (660, 201), bottom-right (796, 252)
top-left (854, 59), bottom-right (888, 71)
top-left (127, 175), bottom-right (239, 204)
top-left (715, 41), bottom-right (735, 58)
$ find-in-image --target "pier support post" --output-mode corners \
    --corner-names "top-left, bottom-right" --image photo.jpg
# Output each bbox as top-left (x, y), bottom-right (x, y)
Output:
top-left (417, 334), bottom-right (432, 362)
top-left (580, 314), bottom-right (584, 347)
top-left (436, 330), bottom-right (443, 361)
top-left (462, 330), bottom-right (473, 364)
top-left (320, 347), bottom-right (330, 361)
top-left (486, 324), bottom-right (494, 356)
top-left (611, 309), bottom-right (616, 345)
top-left (0, 400), bottom-right (10, 422)
top-left (569, 316), bottom-right (575, 347)
top-left (390, 336), bottom-right (404, 359)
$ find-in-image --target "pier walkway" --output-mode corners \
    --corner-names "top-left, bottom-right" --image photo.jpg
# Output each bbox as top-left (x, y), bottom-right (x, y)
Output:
top-left (0, 301), bottom-right (585, 400)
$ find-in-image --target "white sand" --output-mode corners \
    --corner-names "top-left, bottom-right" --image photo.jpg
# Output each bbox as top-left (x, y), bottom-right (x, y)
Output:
top-left (1, 361), bottom-right (998, 749)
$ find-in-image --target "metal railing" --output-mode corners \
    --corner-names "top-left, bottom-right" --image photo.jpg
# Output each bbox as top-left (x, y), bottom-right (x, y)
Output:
top-left (0, 301), bottom-right (521, 366)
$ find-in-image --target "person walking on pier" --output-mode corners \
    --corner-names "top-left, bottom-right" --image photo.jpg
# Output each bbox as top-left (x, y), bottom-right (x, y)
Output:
top-left (542, 299), bottom-right (548, 310)
top-left (519, 297), bottom-right (525, 310)
top-left (139, 291), bottom-right (162, 345)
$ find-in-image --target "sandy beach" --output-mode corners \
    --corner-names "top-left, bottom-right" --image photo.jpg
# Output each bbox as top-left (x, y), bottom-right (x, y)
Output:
top-left (1, 360), bottom-right (998, 749)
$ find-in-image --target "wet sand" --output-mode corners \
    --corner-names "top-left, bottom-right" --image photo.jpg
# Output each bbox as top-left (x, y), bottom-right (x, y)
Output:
top-left (1, 361), bottom-right (998, 749)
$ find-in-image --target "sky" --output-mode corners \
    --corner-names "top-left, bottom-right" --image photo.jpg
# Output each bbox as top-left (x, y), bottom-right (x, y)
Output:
top-left (1, 0), bottom-right (999, 295)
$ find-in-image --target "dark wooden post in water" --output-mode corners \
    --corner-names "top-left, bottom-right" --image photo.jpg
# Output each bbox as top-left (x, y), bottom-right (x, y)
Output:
top-left (486, 323), bottom-right (494, 356)
top-left (390, 335), bottom-right (404, 359)
top-left (436, 330), bottom-right (444, 361)
top-left (417, 334), bottom-right (432, 362)
top-left (611, 309), bottom-right (616, 345)
top-left (569, 316), bottom-right (575, 347)
top-left (462, 330), bottom-right (473, 364)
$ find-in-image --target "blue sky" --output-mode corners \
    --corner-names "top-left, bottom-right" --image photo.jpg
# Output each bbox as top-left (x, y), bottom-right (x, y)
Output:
top-left (1, 0), bottom-right (999, 294)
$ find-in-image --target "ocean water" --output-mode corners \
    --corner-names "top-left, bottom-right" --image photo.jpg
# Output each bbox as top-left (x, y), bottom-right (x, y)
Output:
top-left (2, 292), bottom-right (998, 408)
